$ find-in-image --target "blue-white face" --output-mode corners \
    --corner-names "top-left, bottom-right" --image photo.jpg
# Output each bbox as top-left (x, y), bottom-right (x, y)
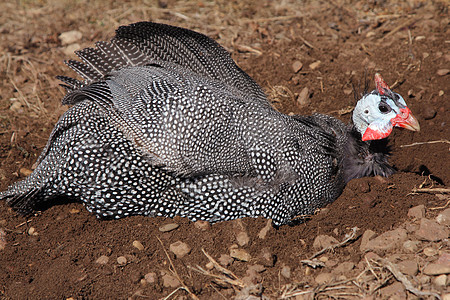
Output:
top-left (352, 77), bottom-right (420, 141)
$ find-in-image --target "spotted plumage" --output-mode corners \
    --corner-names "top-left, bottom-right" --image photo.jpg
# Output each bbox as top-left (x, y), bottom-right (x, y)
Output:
top-left (0, 22), bottom-right (419, 225)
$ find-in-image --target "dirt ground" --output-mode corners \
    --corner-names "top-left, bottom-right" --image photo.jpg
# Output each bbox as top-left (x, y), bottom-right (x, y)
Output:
top-left (0, 0), bottom-right (449, 299)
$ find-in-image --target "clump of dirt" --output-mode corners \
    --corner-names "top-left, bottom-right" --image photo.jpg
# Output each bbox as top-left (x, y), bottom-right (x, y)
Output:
top-left (0, 0), bottom-right (448, 299)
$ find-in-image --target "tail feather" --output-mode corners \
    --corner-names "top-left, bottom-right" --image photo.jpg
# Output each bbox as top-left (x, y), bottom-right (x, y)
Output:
top-left (0, 182), bottom-right (41, 216)
top-left (59, 21), bottom-right (268, 106)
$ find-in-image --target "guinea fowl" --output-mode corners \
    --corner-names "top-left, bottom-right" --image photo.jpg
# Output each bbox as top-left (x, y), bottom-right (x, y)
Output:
top-left (0, 22), bottom-right (420, 226)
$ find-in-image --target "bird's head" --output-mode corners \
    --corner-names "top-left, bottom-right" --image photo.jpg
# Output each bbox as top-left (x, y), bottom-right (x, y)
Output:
top-left (352, 73), bottom-right (420, 141)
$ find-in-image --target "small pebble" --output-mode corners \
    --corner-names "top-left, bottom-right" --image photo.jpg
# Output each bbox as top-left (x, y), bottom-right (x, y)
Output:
top-left (436, 208), bottom-right (450, 226)
top-left (437, 252), bottom-right (450, 267)
top-left (296, 87), bottom-right (310, 107)
top-left (313, 235), bottom-right (338, 250)
top-left (130, 270), bottom-right (142, 283)
top-left (132, 240), bottom-right (144, 251)
top-left (360, 229), bottom-right (376, 251)
top-left (117, 256), bottom-right (127, 265)
top-left (258, 248), bottom-right (276, 267)
top-left (257, 219), bottom-right (273, 239)
top-left (28, 227), bottom-right (38, 236)
top-left (205, 262), bottom-right (214, 270)
top-left (144, 272), bottom-right (157, 284)
top-left (169, 241), bottom-right (191, 258)
top-left (332, 262), bottom-right (355, 274)
top-left (403, 240), bottom-right (421, 253)
top-left (379, 282), bottom-right (406, 299)
top-left (158, 223), bottom-right (179, 232)
top-left (423, 107), bottom-right (437, 120)
top-left (281, 265), bottom-right (291, 278)
top-left (433, 274), bottom-right (447, 287)
top-left (59, 30), bottom-right (82, 45)
top-left (415, 218), bottom-right (448, 241)
top-left (343, 88), bottom-right (352, 95)
top-left (19, 168), bottom-right (33, 177)
top-left (0, 228), bottom-right (6, 251)
top-left (309, 60), bottom-right (321, 70)
top-left (95, 255), bottom-right (109, 265)
top-left (292, 61), bottom-right (303, 73)
top-left (69, 208), bottom-right (80, 214)
top-left (418, 274), bottom-right (431, 284)
top-left (230, 248), bottom-right (251, 262)
top-left (236, 231), bottom-right (250, 247)
top-left (218, 254), bottom-right (233, 266)
top-left (436, 69), bottom-right (449, 76)
top-left (407, 205), bottom-right (425, 219)
top-left (315, 272), bottom-right (334, 284)
top-left (162, 273), bottom-right (180, 288)
top-left (397, 260), bottom-right (418, 276)
top-left (193, 220), bottom-right (210, 231)
top-left (423, 247), bottom-right (438, 257)
top-left (9, 101), bottom-right (23, 113)
top-left (63, 43), bottom-right (81, 56)
top-left (423, 263), bottom-right (450, 275)
top-left (319, 256), bottom-right (328, 263)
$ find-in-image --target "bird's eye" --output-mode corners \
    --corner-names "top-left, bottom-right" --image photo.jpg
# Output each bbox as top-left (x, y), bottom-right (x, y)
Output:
top-left (364, 109), bottom-right (369, 114)
top-left (378, 103), bottom-right (391, 113)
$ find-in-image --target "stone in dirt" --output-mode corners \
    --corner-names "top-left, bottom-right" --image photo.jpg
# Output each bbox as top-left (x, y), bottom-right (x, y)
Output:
top-left (359, 229), bottom-right (376, 251)
top-left (436, 69), bottom-right (449, 76)
top-left (397, 260), bottom-right (418, 276)
top-left (218, 254), bottom-right (233, 266)
top-left (95, 255), bottom-right (109, 265)
top-left (281, 265), bottom-right (291, 278)
top-left (242, 264), bottom-right (266, 285)
top-left (361, 228), bottom-right (407, 252)
top-left (130, 270), bottom-right (142, 283)
top-left (193, 220), bottom-right (210, 230)
top-left (379, 282), bottom-right (406, 299)
top-left (296, 87), bottom-right (310, 107)
top-left (402, 240), bottom-right (421, 253)
top-left (257, 219), bottom-right (273, 239)
top-left (407, 204), bottom-right (425, 219)
top-left (433, 274), bottom-right (447, 287)
top-left (230, 248), bottom-right (251, 262)
top-left (0, 228), bottom-right (6, 251)
top-left (169, 241), bottom-right (191, 258)
top-left (292, 60), bottom-right (303, 73)
top-left (59, 30), bottom-right (82, 45)
top-left (132, 240), bottom-right (144, 251)
top-left (144, 272), bottom-right (157, 284)
top-left (309, 60), bottom-right (321, 70)
top-left (437, 252), bottom-right (450, 267)
top-left (436, 208), bottom-right (450, 226)
top-left (423, 247), bottom-right (438, 257)
top-left (332, 262), bottom-right (355, 275)
top-left (257, 247), bottom-right (276, 267)
top-left (161, 272), bottom-right (180, 288)
top-left (314, 272), bottom-right (334, 284)
top-left (422, 263), bottom-right (450, 275)
top-left (236, 231), bottom-right (250, 247)
top-left (158, 223), bottom-right (179, 232)
top-left (415, 218), bottom-right (449, 241)
top-left (313, 235), bottom-right (338, 250)
top-left (117, 256), bottom-right (127, 265)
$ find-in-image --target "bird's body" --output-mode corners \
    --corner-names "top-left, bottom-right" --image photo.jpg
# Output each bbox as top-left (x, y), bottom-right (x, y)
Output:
top-left (0, 22), bottom-right (419, 225)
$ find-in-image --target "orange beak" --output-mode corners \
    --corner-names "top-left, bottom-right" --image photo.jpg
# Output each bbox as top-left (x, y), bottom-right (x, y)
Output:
top-left (391, 107), bottom-right (421, 132)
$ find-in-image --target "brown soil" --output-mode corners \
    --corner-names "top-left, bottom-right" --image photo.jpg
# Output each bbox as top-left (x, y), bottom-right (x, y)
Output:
top-left (0, 1), bottom-right (448, 299)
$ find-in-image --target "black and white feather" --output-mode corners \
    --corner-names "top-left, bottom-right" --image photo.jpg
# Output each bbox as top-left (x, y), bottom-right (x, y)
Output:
top-left (1, 22), bottom-right (404, 225)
